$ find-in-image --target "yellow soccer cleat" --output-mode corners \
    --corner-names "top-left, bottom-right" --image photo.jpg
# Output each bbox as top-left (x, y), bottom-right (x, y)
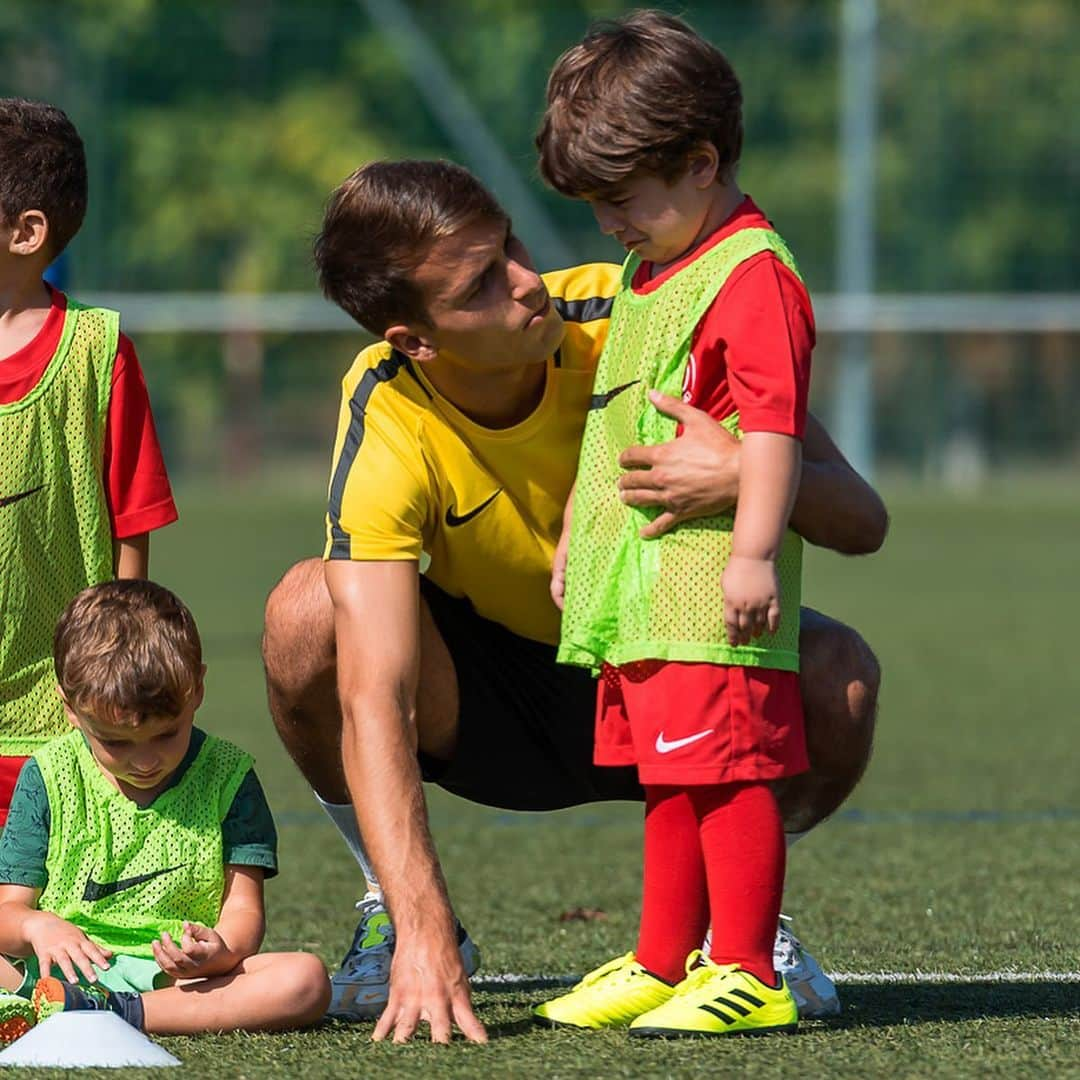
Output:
top-left (533, 952), bottom-right (676, 1030)
top-left (629, 951), bottom-right (798, 1038)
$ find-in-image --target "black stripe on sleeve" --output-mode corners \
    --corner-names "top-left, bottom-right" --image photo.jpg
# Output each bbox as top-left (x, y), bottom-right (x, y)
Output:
top-left (326, 351), bottom-right (408, 559)
top-left (552, 295), bottom-right (614, 324)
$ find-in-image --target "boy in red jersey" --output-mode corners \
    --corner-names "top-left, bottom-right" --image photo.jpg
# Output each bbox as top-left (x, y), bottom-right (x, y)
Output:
top-left (534, 11), bottom-right (814, 1037)
top-left (0, 99), bottom-right (177, 822)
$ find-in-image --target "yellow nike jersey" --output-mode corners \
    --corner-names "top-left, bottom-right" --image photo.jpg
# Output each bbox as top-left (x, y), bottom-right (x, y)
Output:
top-left (325, 262), bottom-right (620, 646)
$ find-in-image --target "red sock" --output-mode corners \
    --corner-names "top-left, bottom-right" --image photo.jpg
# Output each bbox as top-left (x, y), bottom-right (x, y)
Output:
top-left (689, 781), bottom-right (785, 987)
top-left (635, 786), bottom-right (709, 984)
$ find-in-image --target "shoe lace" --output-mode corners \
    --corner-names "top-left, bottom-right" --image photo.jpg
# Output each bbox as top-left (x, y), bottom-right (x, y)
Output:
top-left (773, 916), bottom-right (804, 969)
top-left (679, 950), bottom-right (739, 993)
top-left (337, 894), bottom-right (393, 978)
top-left (577, 952), bottom-right (638, 989)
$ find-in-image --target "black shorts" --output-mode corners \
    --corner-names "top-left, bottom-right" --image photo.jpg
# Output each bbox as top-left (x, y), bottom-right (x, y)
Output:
top-left (418, 578), bottom-right (643, 811)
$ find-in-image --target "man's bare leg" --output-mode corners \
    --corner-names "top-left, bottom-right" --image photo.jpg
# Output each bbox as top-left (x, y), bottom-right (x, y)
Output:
top-left (264, 565), bottom-right (879, 840)
top-left (262, 558), bottom-right (459, 806)
top-left (775, 608), bottom-right (880, 836)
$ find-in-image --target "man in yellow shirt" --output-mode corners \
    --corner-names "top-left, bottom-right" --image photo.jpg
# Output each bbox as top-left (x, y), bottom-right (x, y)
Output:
top-left (262, 161), bottom-right (887, 1045)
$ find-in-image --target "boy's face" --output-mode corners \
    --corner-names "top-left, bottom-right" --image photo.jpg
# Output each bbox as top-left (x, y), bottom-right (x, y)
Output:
top-left (585, 156), bottom-right (720, 267)
top-left (387, 217), bottom-right (565, 371)
top-left (65, 680), bottom-right (204, 802)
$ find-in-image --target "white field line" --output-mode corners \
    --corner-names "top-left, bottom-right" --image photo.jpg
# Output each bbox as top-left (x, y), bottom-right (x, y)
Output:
top-left (474, 970), bottom-right (1080, 989)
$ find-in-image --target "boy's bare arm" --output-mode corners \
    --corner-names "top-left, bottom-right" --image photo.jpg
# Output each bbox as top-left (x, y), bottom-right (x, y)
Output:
top-left (0, 885), bottom-right (113, 983)
top-left (113, 532), bottom-right (150, 578)
top-left (722, 432), bottom-right (801, 645)
top-left (550, 482), bottom-right (576, 610)
top-left (151, 866), bottom-right (265, 981)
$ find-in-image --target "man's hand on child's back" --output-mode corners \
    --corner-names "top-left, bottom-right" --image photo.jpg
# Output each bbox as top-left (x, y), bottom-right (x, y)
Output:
top-left (24, 910), bottom-right (112, 984)
top-left (152, 922), bottom-right (232, 980)
top-left (617, 391), bottom-right (741, 538)
top-left (722, 555), bottom-right (782, 645)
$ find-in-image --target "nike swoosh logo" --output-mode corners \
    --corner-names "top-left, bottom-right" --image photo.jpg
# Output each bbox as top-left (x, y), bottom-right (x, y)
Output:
top-left (445, 489), bottom-right (502, 528)
top-left (0, 486), bottom-right (43, 509)
top-left (589, 379), bottom-right (640, 410)
top-left (655, 729), bottom-right (714, 754)
top-left (83, 864), bottom-right (185, 902)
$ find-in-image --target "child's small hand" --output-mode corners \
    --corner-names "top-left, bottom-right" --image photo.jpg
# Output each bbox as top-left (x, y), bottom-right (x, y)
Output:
top-left (152, 922), bottom-right (229, 979)
top-left (722, 555), bottom-right (781, 646)
top-left (550, 525), bottom-right (571, 611)
top-left (25, 911), bottom-right (112, 985)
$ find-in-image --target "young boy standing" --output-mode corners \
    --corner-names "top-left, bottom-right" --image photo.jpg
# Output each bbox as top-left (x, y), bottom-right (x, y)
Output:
top-left (0, 579), bottom-right (329, 1040)
top-left (0, 98), bottom-right (177, 822)
top-left (534, 12), bottom-right (813, 1037)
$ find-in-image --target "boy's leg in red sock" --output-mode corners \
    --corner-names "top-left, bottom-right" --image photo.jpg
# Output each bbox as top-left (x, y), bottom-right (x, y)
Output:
top-left (635, 786), bottom-right (709, 984)
top-left (690, 781), bottom-right (785, 987)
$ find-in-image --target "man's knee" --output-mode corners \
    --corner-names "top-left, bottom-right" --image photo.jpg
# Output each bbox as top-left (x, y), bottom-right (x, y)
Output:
top-left (262, 558), bottom-right (335, 698)
top-left (799, 612), bottom-right (880, 772)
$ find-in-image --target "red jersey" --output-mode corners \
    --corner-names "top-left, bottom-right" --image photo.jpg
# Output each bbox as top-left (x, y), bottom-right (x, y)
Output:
top-left (0, 288), bottom-right (177, 539)
top-left (631, 196), bottom-right (812, 439)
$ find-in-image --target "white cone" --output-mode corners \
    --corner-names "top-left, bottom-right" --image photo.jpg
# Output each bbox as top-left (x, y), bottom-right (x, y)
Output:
top-left (0, 1010), bottom-right (180, 1068)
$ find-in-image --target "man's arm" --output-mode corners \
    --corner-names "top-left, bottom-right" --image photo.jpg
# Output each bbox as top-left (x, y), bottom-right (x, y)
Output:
top-left (324, 558), bottom-right (486, 1045)
top-left (616, 392), bottom-right (888, 555)
top-left (787, 414), bottom-right (888, 555)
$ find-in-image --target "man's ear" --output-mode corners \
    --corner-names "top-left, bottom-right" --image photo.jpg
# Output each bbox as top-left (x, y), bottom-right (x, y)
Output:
top-left (385, 324), bottom-right (439, 363)
top-left (7, 210), bottom-right (50, 256)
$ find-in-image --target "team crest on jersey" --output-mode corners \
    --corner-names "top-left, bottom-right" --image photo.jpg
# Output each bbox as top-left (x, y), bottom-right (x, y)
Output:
top-left (682, 351), bottom-right (698, 402)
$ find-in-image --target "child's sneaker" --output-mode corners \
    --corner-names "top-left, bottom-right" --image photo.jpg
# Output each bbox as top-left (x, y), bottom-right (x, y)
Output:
top-left (532, 952), bottom-right (675, 1029)
top-left (629, 951), bottom-right (798, 1038)
top-left (31, 977), bottom-right (144, 1030)
top-left (0, 990), bottom-right (35, 1046)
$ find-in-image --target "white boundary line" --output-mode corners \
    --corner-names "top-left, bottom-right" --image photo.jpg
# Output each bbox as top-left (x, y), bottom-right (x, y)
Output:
top-left (474, 970), bottom-right (1079, 989)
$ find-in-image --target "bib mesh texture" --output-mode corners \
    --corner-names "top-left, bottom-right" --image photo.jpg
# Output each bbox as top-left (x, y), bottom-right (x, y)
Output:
top-left (559, 228), bottom-right (804, 674)
top-left (0, 301), bottom-right (117, 754)
top-left (35, 730), bottom-right (253, 958)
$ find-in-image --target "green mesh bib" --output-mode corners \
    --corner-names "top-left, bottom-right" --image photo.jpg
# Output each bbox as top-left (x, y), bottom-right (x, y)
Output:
top-left (559, 228), bottom-right (803, 673)
top-left (0, 301), bottom-right (117, 754)
top-left (36, 730), bottom-right (252, 958)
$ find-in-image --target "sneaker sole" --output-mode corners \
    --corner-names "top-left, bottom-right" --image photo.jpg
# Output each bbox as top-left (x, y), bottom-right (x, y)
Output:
top-left (531, 1012), bottom-right (624, 1031)
top-left (630, 1021), bottom-right (798, 1039)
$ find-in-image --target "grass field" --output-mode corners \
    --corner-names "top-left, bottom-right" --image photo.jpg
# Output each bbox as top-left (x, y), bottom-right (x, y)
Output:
top-left (23, 484), bottom-right (1080, 1077)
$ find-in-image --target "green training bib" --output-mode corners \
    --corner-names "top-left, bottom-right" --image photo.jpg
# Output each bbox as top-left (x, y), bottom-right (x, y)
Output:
top-left (559, 228), bottom-right (804, 674)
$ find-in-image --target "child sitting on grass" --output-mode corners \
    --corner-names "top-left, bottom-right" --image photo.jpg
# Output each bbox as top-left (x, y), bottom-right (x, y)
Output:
top-left (0, 579), bottom-right (329, 1041)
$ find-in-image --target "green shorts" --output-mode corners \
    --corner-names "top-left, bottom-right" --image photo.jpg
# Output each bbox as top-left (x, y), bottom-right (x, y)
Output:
top-left (15, 953), bottom-right (169, 995)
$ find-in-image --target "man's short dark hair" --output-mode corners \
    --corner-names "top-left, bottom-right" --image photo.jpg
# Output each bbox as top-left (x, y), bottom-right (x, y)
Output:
top-left (0, 98), bottom-right (87, 258)
top-left (537, 9), bottom-right (743, 196)
top-left (314, 160), bottom-right (509, 336)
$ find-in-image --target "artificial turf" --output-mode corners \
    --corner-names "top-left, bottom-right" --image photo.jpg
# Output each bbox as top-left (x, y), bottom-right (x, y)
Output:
top-left (13, 484), bottom-right (1079, 1078)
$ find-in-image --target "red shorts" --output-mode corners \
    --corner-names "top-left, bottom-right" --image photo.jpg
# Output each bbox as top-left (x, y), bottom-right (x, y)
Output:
top-left (594, 660), bottom-right (808, 785)
top-left (0, 756), bottom-right (29, 827)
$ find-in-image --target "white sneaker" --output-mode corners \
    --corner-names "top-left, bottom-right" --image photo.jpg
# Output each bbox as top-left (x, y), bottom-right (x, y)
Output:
top-left (327, 893), bottom-right (481, 1021)
top-left (698, 915), bottom-right (841, 1020)
top-left (773, 915), bottom-right (840, 1019)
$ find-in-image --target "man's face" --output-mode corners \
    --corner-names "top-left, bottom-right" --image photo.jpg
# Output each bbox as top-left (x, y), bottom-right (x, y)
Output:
top-left (586, 165), bottom-right (713, 267)
top-left (404, 218), bottom-right (564, 371)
